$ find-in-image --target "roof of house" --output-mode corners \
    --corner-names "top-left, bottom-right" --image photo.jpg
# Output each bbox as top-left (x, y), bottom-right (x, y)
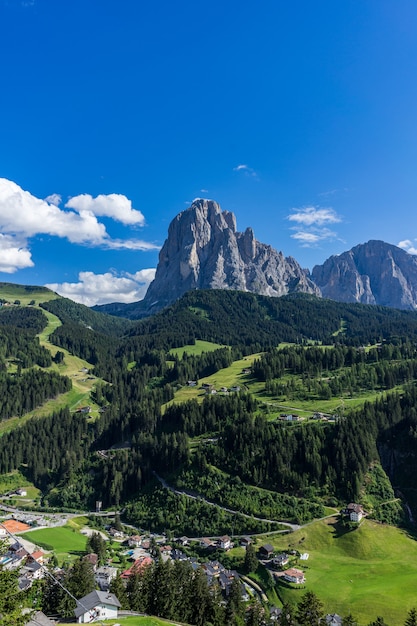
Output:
top-left (74, 590), bottom-right (121, 618)
top-left (325, 614), bottom-right (343, 625)
top-left (260, 543), bottom-right (274, 553)
top-left (284, 568), bottom-right (304, 578)
top-left (29, 551), bottom-right (45, 561)
top-left (25, 610), bottom-right (55, 626)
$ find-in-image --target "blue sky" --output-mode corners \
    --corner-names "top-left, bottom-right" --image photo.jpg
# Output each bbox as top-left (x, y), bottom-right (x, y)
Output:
top-left (1, 0), bottom-right (417, 305)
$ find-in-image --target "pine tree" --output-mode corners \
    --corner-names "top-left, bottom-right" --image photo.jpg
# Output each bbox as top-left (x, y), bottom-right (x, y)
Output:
top-left (343, 614), bottom-right (358, 626)
top-left (109, 572), bottom-right (129, 609)
top-left (368, 618), bottom-right (389, 626)
top-left (0, 569), bottom-right (28, 626)
top-left (243, 542), bottom-right (258, 574)
top-left (278, 602), bottom-right (297, 625)
top-left (405, 608), bottom-right (417, 626)
top-left (296, 591), bottom-right (324, 626)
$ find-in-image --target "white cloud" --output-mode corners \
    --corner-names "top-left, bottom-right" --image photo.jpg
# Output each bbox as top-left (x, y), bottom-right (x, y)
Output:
top-left (288, 206), bottom-right (341, 226)
top-left (287, 205), bottom-right (342, 248)
top-left (0, 234), bottom-right (33, 272)
top-left (200, 189), bottom-right (208, 193)
top-left (44, 193), bottom-right (62, 206)
top-left (233, 164), bottom-right (258, 178)
top-left (398, 240), bottom-right (417, 255)
top-left (45, 268), bottom-right (156, 306)
top-left (291, 228), bottom-right (337, 247)
top-left (291, 232), bottom-right (322, 244)
top-left (0, 178), bottom-right (158, 272)
top-left (65, 193), bottom-right (145, 226)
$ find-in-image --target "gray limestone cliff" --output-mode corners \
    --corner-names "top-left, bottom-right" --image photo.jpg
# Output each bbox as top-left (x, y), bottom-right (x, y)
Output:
top-left (311, 240), bottom-right (417, 310)
top-left (143, 198), bottom-right (319, 312)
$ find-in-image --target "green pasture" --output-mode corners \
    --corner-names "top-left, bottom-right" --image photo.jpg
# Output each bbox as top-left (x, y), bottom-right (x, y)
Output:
top-left (0, 309), bottom-right (106, 435)
top-left (0, 284), bottom-right (59, 306)
top-left (21, 524), bottom-right (88, 561)
top-left (261, 517), bottom-right (417, 624)
top-left (0, 471), bottom-right (38, 498)
top-left (164, 353), bottom-right (263, 408)
top-left (169, 339), bottom-right (226, 358)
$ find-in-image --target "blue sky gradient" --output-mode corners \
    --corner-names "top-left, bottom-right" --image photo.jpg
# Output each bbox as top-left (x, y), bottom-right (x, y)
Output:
top-left (1, 0), bottom-right (417, 304)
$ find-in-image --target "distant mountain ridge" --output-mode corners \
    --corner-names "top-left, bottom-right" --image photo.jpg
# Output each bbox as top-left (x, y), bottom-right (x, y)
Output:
top-left (311, 240), bottom-right (417, 310)
top-left (94, 200), bottom-right (417, 318)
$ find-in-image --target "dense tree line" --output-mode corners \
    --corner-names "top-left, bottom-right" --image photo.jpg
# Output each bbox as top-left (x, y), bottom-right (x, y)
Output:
top-left (0, 324), bottom-right (52, 368)
top-left (0, 408), bottom-right (92, 491)
top-left (40, 296), bottom-right (132, 336)
top-left (0, 369), bottom-right (71, 421)
top-left (0, 305), bottom-right (48, 333)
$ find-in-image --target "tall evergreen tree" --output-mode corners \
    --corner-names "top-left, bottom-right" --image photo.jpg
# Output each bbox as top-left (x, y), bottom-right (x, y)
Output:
top-left (405, 608), bottom-right (417, 626)
top-left (244, 542), bottom-right (258, 574)
top-left (296, 591), bottom-right (324, 626)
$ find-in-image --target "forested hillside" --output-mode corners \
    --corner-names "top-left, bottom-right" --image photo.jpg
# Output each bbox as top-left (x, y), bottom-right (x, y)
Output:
top-left (1, 288), bottom-right (417, 534)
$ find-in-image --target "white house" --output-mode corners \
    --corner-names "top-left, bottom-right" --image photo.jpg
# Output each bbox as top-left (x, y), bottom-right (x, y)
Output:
top-left (74, 590), bottom-right (121, 623)
top-left (346, 503), bottom-right (364, 522)
top-left (283, 568), bottom-right (305, 584)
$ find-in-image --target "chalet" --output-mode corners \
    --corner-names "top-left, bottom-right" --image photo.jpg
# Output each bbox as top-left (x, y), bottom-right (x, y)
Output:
top-left (283, 568), bottom-right (305, 584)
top-left (95, 566), bottom-right (118, 591)
top-left (127, 535), bottom-right (142, 548)
top-left (121, 556), bottom-right (153, 579)
top-left (74, 590), bottom-right (121, 623)
top-left (16, 488), bottom-right (27, 496)
top-left (77, 406), bottom-right (91, 414)
top-left (187, 380), bottom-right (197, 387)
top-left (218, 535), bottom-right (231, 550)
top-left (240, 535), bottom-right (252, 547)
top-left (345, 503), bottom-right (364, 522)
top-left (27, 550), bottom-right (45, 564)
top-left (200, 537), bottom-right (215, 549)
top-left (177, 536), bottom-right (190, 546)
top-left (242, 368), bottom-right (252, 374)
top-left (258, 543), bottom-right (274, 558)
top-left (83, 553), bottom-right (98, 569)
top-left (272, 553), bottom-right (289, 568)
top-left (230, 385), bottom-right (241, 392)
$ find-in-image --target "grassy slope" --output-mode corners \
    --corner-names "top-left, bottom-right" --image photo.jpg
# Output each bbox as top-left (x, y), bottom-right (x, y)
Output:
top-left (260, 518), bottom-right (417, 624)
top-left (0, 304), bottom-right (105, 435)
top-left (164, 348), bottom-right (400, 422)
top-left (169, 339), bottom-right (226, 358)
top-left (0, 284), bottom-right (58, 305)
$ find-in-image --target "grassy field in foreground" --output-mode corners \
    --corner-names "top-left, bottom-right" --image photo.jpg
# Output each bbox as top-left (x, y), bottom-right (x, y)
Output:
top-left (21, 525), bottom-right (88, 561)
top-left (258, 517), bottom-right (417, 624)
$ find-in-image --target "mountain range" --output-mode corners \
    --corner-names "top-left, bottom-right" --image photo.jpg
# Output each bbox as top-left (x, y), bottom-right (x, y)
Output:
top-left (93, 198), bottom-right (417, 318)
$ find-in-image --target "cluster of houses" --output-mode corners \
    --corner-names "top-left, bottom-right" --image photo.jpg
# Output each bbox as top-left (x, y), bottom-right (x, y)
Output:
top-left (258, 543), bottom-right (307, 585)
top-left (187, 381), bottom-right (242, 394)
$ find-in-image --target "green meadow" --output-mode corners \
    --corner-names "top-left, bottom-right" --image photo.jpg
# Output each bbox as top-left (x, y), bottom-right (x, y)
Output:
top-left (169, 339), bottom-right (226, 358)
top-left (258, 517), bottom-right (417, 624)
top-left (21, 524), bottom-right (89, 561)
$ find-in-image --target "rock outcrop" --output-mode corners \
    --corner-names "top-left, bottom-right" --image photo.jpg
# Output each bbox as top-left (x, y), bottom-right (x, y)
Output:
top-left (311, 240), bottom-right (417, 310)
top-left (143, 198), bottom-right (319, 312)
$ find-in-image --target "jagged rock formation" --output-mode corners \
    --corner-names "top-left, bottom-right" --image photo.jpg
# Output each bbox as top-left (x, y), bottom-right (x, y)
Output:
top-left (311, 240), bottom-right (417, 310)
top-left (142, 198), bottom-right (319, 312)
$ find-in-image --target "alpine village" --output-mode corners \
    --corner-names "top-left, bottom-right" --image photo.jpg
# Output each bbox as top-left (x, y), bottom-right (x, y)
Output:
top-left (5, 199), bottom-right (417, 626)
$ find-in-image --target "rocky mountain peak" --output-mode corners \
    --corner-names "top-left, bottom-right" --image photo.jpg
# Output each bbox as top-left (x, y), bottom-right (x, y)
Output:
top-left (311, 240), bottom-right (417, 309)
top-left (143, 199), bottom-right (319, 312)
